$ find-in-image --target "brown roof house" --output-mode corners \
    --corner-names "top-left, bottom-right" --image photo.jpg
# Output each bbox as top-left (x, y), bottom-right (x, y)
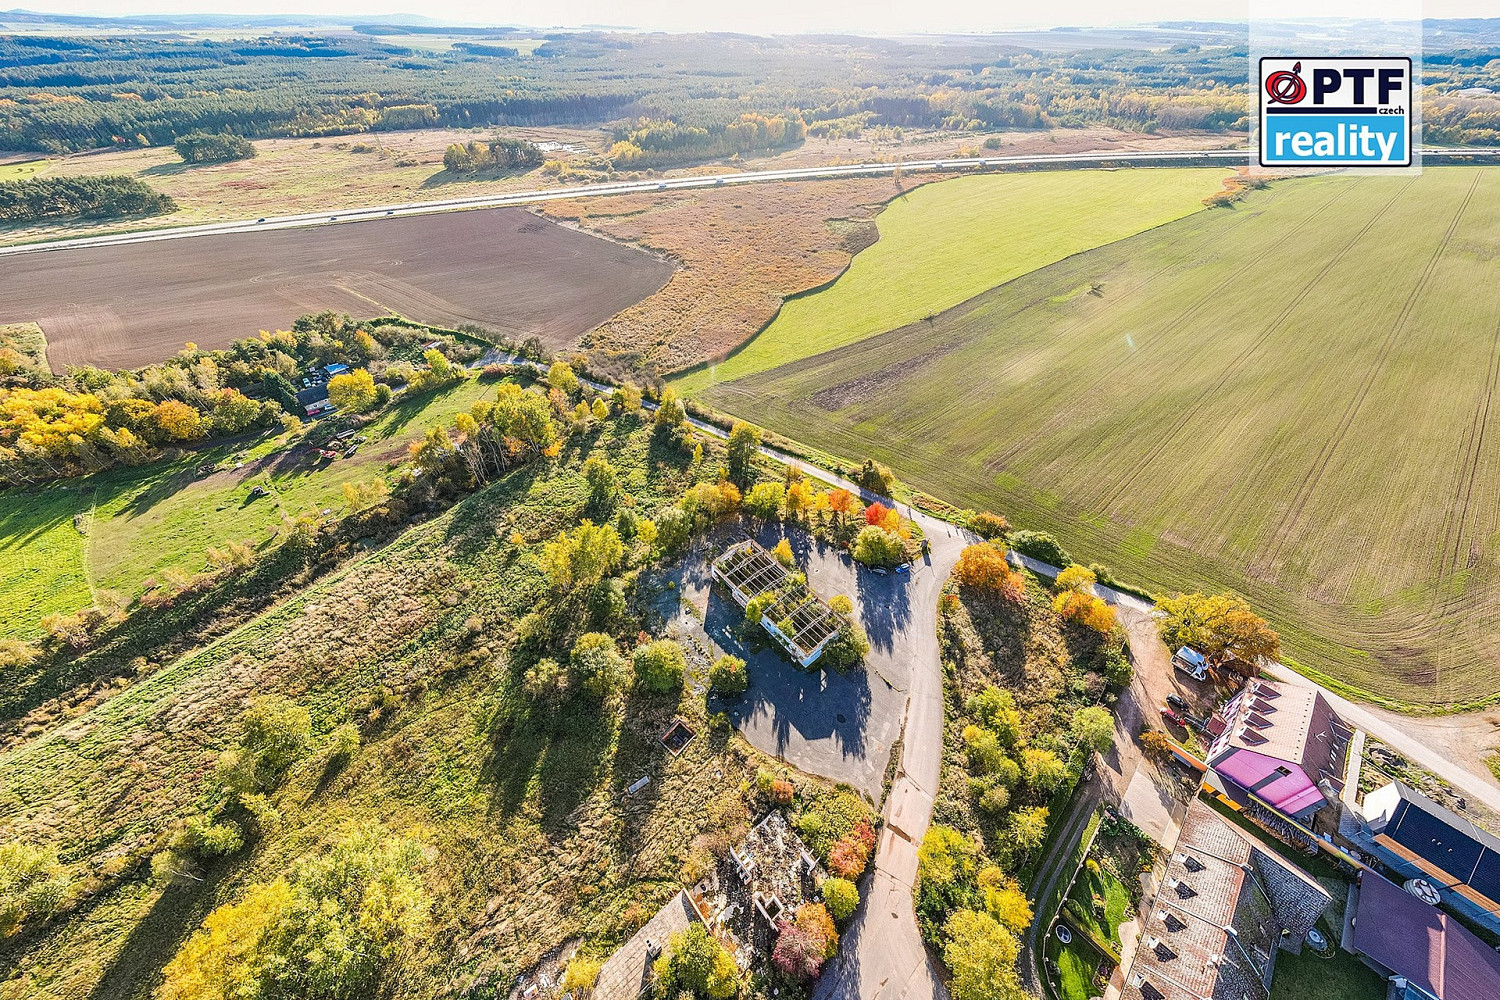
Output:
top-left (1204, 679), bottom-right (1352, 824)
top-left (1121, 799), bottom-right (1332, 1000)
top-left (1348, 870), bottom-right (1500, 1000)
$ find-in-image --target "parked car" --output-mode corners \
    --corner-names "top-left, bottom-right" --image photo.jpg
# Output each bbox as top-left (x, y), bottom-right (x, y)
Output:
top-left (1165, 693), bottom-right (1189, 712)
top-left (1161, 708), bottom-right (1186, 728)
top-left (1172, 646), bottom-right (1210, 681)
top-left (895, 564), bottom-right (910, 574)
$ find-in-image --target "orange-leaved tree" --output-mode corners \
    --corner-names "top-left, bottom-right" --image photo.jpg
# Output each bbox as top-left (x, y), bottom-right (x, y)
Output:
top-left (952, 543), bottom-right (1025, 602)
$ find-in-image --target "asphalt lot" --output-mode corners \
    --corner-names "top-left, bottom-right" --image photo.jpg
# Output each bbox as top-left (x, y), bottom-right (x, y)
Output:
top-left (664, 522), bottom-right (922, 802)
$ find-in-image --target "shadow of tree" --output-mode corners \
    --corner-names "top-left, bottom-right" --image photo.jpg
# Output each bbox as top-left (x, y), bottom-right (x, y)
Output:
top-left (84, 862), bottom-right (232, 1000)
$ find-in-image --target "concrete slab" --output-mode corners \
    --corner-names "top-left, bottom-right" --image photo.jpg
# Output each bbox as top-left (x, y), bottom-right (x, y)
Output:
top-left (1118, 769), bottom-right (1179, 844)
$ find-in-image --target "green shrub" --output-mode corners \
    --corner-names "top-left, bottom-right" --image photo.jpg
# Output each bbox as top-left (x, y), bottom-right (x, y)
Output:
top-left (633, 639), bottom-right (687, 692)
top-left (963, 725), bottom-right (1005, 775)
top-left (821, 618), bottom-right (869, 671)
top-left (852, 525), bottom-right (905, 567)
top-left (571, 632), bottom-right (626, 698)
top-left (822, 877), bottom-right (860, 921)
top-left (709, 653), bottom-right (748, 696)
top-left (178, 816), bottom-right (245, 857)
top-left (965, 687), bottom-right (1021, 749)
top-left (0, 843), bottom-right (72, 937)
top-left (1007, 530), bottom-right (1071, 568)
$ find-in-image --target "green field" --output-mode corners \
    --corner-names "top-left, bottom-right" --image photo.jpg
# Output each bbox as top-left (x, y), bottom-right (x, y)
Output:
top-left (673, 168), bottom-right (1225, 394)
top-left (0, 377), bottom-right (499, 638)
top-left (704, 167), bottom-right (1500, 706)
top-left (0, 159), bottom-right (48, 182)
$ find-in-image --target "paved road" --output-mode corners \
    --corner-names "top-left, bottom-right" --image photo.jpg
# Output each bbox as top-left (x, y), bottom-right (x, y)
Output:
top-left (664, 523), bottom-right (910, 802)
top-left (9, 146), bottom-right (1495, 258)
top-left (0, 149), bottom-right (1256, 257)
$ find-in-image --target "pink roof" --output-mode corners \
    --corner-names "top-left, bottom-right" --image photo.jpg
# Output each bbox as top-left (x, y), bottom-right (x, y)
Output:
top-left (1212, 747), bottom-right (1325, 816)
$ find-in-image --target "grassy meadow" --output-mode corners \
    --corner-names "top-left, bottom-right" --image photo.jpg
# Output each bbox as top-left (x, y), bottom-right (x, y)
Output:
top-left (704, 167), bottom-right (1500, 706)
top-left (0, 376), bottom-right (498, 638)
top-left (673, 167), bottom-right (1226, 394)
top-left (2, 413), bottom-right (854, 999)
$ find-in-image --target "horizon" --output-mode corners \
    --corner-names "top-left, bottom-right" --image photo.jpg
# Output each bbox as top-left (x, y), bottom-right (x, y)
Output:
top-left (6, 1), bottom-right (1495, 36)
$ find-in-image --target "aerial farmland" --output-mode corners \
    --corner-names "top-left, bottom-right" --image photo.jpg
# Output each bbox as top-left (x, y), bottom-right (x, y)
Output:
top-left (701, 166), bottom-right (1500, 706)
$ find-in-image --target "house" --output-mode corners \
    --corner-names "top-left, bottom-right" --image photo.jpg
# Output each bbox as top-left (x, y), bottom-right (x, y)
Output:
top-left (711, 541), bottom-right (840, 668)
top-left (1355, 781), bottom-right (1500, 935)
top-left (1121, 798), bottom-right (1331, 1000)
top-left (322, 362), bottom-right (350, 378)
top-left (1203, 678), bottom-right (1352, 824)
top-left (296, 383), bottom-right (332, 417)
top-left (1173, 646), bottom-right (1209, 680)
top-left (1348, 870), bottom-right (1500, 1000)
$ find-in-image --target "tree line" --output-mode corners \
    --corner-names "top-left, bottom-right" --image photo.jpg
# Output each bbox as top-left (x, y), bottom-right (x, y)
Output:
top-left (4, 30), bottom-right (1498, 155)
top-left (0, 175), bottom-right (176, 223)
top-left (0, 312), bottom-right (476, 485)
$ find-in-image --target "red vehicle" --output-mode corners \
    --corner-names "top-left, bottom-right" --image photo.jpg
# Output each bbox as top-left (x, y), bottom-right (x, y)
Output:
top-left (1160, 708), bottom-right (1186, 728)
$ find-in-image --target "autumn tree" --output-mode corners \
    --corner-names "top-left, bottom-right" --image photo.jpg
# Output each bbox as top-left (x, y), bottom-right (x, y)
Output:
top-left (726, 420), bottom-right (761, 485)
top-left (547, 360), bottom-right (580, 396)
top-left (852, 525), bottom-right (904, 567)
top-left (821, 877), bottom-right (859, 921)
top-left (159, 826), bottom-right (430, 1000)
top-left (952, 543), bottom-right (1024, 601)
top-left (653, 924), bottom-right (739, 999)
top-left (541, 520), bottom-right (624, 591)
top-left (943, 910), bottom-right (1027, 1000)
top-left (1071, 706), bottom-right (1115, 754)
top-left (969, 511), bottom-right (1009, 539)
top-left (582, 454), bottom-right (620, 513)
top-left (827, 488), bottom-right (857, 523)
top-left (1053, 588), bottom-right (1117, 633)
top-left (654, 386), bottom-right (687, 428)
top-left (744, 481), bottom-right (785, 520)
top-left (1154, 591), bottom-right (1281, 666)
top-left (328, 368), bottom-right (378, 412)
top-left (1054, 564), bottom-right (1096, 593)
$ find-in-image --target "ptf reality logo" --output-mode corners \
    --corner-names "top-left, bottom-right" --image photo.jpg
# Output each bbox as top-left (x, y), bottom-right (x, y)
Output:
top-left (1259, 57), bottom-right (1412, 167)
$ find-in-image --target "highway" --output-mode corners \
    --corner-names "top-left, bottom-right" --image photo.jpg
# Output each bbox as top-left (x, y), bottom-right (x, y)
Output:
top-left (9, 146), bottom-right (1496, 258)
top-left (0, 147), bottom-right (1258, 257)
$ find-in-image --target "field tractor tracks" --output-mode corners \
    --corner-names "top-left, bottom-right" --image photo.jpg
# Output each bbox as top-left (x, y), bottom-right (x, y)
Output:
top-left (1437, 293), bottom-right (1500, 587)
top-left (982, 202), bottom-right (1289, 472)
top-left (1091, 183), bottom-right (1375, 513)
top-left (1260, 173), bottom-right (1478, 577)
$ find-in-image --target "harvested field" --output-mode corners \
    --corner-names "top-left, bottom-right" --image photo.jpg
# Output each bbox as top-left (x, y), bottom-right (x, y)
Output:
top-left (539, 177), bottom-right (906, 376)
top-left (705, 167), bottom-right (1500, 707)
top-left (2, 208), bottom-right (674, 370)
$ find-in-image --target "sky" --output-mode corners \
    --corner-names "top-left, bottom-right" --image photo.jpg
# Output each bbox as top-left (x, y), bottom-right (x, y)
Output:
top-left (12, 0), bottom-right (1488, 35)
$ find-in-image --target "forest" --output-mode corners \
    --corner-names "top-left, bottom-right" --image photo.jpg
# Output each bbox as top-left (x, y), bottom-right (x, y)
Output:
top-left (3, 31), bottom-right (1497, 155)
top-left (0, 175), bottom-right (176, 223)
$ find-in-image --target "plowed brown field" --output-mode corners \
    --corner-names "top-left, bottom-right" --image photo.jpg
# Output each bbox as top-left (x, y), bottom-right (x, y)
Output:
top-left (3, 207), bottom-right (674, 371)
